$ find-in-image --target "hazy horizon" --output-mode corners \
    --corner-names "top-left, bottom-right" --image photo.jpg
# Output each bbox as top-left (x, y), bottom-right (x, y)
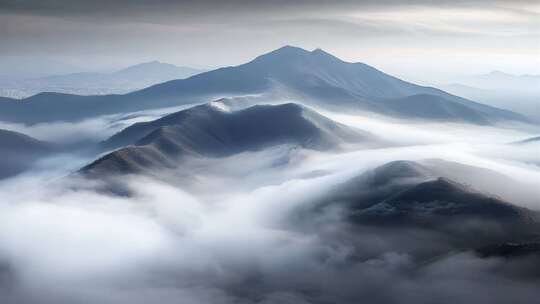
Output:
top-left (1, 0), bottom-right (539, 82)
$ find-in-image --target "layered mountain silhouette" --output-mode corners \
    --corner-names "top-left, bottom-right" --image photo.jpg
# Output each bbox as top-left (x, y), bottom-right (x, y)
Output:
top-left (309, 160), bottom-right (540, 245)
top-left (0, 129), bottom-right (55, 178)
top-left (0, 46), bottom-right (527, 124)
top-left (81, 102), bottom-right (373, 177)
top-left (441, 81), bottom-right (540, 122)
top-left (457, 71), bottom-right (540, 93)
top-left (0, 61), bottom-right (204, 98)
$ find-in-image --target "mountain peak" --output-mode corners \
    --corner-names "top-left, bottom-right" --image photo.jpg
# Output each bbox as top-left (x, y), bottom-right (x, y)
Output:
top-left (241, 45), bottom-right (347, 77)
top-left (86, 102), bottom-right (371, 177)
top-left (135, 60), bottom-right (161, 65)
top-left (311, 47), bottom-right (332, 56)
top-left (372, 160), bottom-right (431, 182)
top-left (252, 45), bottom-right (310, 61)
top-left (122, 60), bottom-right (171, 70)
top-left (0, 45), bottom-right (527, 125)
top-left (276, 45), bottom-right (309, 53)
top-left (250, 45), bottom-right (343, 63)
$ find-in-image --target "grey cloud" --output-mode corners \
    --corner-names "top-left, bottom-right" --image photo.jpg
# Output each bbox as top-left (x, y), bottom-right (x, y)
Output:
top-left (0, 1), bottom-right (537, 16)
top-left (0, 0), bottom-right (537, 75)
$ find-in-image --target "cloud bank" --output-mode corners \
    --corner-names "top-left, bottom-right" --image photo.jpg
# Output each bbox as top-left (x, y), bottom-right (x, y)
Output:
top-left (0, 106), bottom-right (539, 303)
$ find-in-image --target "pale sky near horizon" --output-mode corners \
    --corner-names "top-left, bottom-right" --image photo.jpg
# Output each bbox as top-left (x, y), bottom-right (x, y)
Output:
top-left (1, 0), bottom-right (538, 81)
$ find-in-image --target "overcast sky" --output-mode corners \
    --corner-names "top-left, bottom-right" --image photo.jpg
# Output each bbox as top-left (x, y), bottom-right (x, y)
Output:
top-left (0, 0), bottom-right (538, 81)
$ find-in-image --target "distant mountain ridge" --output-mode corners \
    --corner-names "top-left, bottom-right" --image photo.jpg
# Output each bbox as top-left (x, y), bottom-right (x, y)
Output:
top-left (0, 129), bottom-right (56, 179)
top-left (0, 61), bottom-right (205, 98)
top-left (0, 57), bottom-right (86, 80)
top-left (473, 71), bottom-right (540, 92)
top-left (0, 46), bottom-right (528, 124)
top-left (439, 70), bottom-right (540, 121)
top-left (0, 129), bottom-right (53, 153)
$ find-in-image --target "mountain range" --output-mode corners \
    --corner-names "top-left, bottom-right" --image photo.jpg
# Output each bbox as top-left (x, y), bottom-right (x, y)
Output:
top-left (455, 71), bottom-right (540, 93)
top-left (0, 129), bottom-right (56, 179)
top-left (82, 101), bottom-right (373, 177)
top-left (0, 46), bottom-right (528, 125)
top-left (440, 71), bottom-right (540, 121)
top-left (0, 61), bottom-right (205, 98)
top-left (306, 160), bottom-right (540, 249)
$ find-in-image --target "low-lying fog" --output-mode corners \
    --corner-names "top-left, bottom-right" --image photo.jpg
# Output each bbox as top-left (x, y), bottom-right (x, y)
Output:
top-left (0, 102), bottom-right (539, 304)
top-left (0, 104), bottom-right (197, 146)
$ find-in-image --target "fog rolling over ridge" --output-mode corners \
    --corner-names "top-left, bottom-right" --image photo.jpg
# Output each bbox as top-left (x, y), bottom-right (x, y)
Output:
top-left (0, 42), bottom-right (539, 304)
top-left (0, 129), bottom-right (56, 179)
top-left (82, 101), bottom-right (375, 179)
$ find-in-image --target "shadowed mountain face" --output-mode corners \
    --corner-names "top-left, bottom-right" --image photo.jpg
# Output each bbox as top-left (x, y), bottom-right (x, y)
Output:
top-left (82, 102), bottom-right (373, 177)
top-left (101, 98), bottom-right (269, 151)
top-left (0, 129), bottom-right (55, 178)
top-left (355, 177), bottom-right (540, 249)
top-left (320, 159), bottom-right (540, 209)
top-left (358, 177), bottom-right (532, 223)
top-left (307, 160), bottom-right (540, 246)
top-left (0, 46), bottom-right (527, 124)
